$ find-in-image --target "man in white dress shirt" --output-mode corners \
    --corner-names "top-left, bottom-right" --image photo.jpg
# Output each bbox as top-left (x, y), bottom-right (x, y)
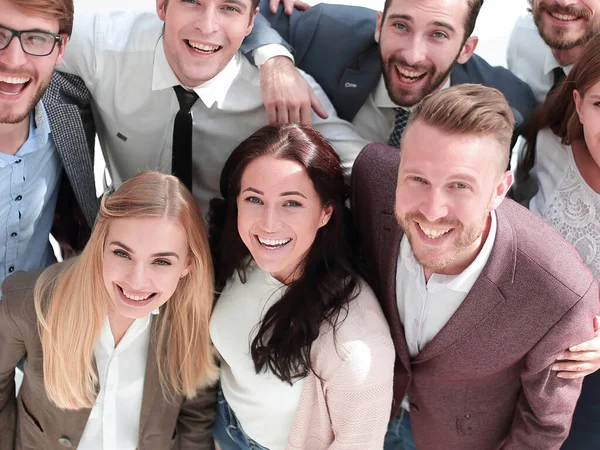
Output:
top-left (58, 0), bottom-right (367, 217)
top-left (508, 0), bottom-right (600, 102)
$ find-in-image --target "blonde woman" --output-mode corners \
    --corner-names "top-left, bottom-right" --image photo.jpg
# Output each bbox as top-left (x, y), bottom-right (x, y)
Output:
top-left (0, 171), bottom-right (218, 450)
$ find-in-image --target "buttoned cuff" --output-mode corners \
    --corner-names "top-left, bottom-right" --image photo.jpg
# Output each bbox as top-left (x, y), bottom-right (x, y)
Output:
top-left (252, 44), bottom-right (294, 68)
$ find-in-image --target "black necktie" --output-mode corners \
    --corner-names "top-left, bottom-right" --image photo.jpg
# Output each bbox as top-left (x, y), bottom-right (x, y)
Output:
top-left (388, 107), bottom-right (410, 148)
top-left (549, 67), bottom-right (566, 96)
top-left (172, 86), bottom-right (199, 190)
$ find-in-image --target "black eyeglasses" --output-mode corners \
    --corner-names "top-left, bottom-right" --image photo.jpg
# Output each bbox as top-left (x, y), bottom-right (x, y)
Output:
top-left (0, 25), bottom-right (61, 57)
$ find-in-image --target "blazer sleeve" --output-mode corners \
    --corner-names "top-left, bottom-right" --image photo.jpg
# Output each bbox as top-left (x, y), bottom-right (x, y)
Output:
top-left (175, 383), bottom-right (217, 450)
top-left (502, 281), bottom-right (599, 449)
top-left (240, 12), bottom-right (293, 64)
top-left (0, 286), bottom-right (28, 450)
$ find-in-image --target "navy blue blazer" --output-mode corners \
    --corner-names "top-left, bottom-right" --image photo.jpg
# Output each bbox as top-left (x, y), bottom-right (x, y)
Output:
top-left (259, 1), bottom-right (535, 137)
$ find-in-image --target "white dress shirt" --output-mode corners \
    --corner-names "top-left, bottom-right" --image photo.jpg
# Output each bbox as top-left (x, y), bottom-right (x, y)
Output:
top-left (351, 76), bottom-right (452, 143)
top-left (507, 14), bottom-right (573, 103)
top-left (210, 263), bottom-right (305, 450)
top-left (58, 10), bottom-right (367, 217)
top-left (79, 310), bottom-right (158, 450)
top-left (528, 128), bottom-right (600, 280)
top-left (395, 212), bottom-right (497, 408)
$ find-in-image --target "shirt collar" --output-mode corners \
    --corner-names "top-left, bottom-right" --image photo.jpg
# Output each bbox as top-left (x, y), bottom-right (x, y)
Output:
top-left (373, 75), bottom-right (452, 109)
top-left (542, 45), bottom-right (573, 76)
top-left (152, 37), bottom-right (243, 109)
top-left (401, 210), bottom-right (497, 293)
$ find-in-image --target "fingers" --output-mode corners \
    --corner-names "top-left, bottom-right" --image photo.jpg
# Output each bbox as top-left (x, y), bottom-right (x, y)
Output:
top-left (276, 106), bottom-right (290, 124)
top-left (299, 103), bottom-right (312, 126)
top-left (269, 0), bottom-right (280, 14)
top-left (283, 0), bottom-right (295, 15)
top-left (295, 0), bottom-right (311, 11)
top-left (568, 335), bottom-right (600, 352)
top-left (557, 350), bottom-right (599, 362)
top-left (265, 102), bottom-right (278, 124)
top-left (556, 369), bottom-right (596, 379)
top-left (309, 89), bottom-right (328, 120)
top-left (553, 360), bottom-right (596, 375)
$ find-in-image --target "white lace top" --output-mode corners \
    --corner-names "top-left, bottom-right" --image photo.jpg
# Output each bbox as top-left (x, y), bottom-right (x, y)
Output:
top-left (529, 128), bottom-right (600, 280)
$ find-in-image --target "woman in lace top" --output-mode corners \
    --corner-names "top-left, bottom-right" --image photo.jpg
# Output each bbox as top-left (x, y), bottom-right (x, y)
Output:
top-left (518, 34), bottom-right (600, 450)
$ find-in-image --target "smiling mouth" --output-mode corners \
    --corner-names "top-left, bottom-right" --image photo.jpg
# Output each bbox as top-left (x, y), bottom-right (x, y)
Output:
top-left (548, 11), bottom-right (580, 21)
top-left (256, 236), bottom-right (292, 250)
top-left (396, 67), bottom-right (427, 84)
top-left (417, 222), bottom-right (453, 240)
top-left (185, 40), bottom-right (223, 54)
top-left (117, 285), bottom-right (157, 302)
top-left (0, 75), bottom-right (32, 96)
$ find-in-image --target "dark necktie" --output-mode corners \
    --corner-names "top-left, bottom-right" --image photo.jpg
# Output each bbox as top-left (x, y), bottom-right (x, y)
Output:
top-left (548, 67), bottom-right (566, 96)
top-left (388, 107), bottom-right (410, 148)
top-left (172, 86), bottom-right (199, 190)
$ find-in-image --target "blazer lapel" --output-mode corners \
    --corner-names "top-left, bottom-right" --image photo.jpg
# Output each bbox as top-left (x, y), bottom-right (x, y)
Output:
top-left (338, 48), bottom-right (382, 121)
top-left (414, 205), bottom-right (517, 363)
top-left (378, 212), bottom-right (411, 370)
top-left (137, 318), bottom-right (162, 438)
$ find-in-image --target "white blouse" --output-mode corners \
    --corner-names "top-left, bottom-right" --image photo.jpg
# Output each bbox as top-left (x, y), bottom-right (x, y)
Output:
top-left (529, 128), bottom-right (600, 279)
top-left (210, 263), bottom-right (305, 450)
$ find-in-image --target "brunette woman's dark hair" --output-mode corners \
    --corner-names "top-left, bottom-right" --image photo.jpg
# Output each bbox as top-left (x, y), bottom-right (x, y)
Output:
top-left (523, 34), bottom-right (600, 176)
top-left (209, 123), bottom-right (360, 384)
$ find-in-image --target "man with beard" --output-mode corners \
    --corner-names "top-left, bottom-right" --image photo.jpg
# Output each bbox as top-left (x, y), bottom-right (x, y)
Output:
top-left (260, 0), bottom-right (536, 147)
top-left (508, 0), bottom-right (600, 102)
top-left (352, 84), bottom-right (599, 450)
top-left (0, 0), bottom-right (97, 295)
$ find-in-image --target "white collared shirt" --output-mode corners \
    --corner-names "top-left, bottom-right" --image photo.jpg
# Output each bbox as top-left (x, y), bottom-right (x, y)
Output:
top-left (78, 310), bottom-right (159, 450)
top-left (351, 76), bottom-right (451, 143)
top-left (507, 14), bottom-right (573, 103)
top-left (395, 212), bottom-right (497, 410)
top-left (58, 10), bottom-right (367, 217)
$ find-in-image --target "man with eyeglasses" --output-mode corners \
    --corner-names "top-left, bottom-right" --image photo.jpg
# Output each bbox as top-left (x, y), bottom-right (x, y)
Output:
top-left (0, 0), bottom-right (98, 295)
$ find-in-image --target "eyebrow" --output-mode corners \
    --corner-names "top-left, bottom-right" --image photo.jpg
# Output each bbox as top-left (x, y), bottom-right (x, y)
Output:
top-left (241, 187), bottom-right (307, 199)
top-left (225, 0), bottom-right (249, 10)
top-left (386, 14), bottom-right (456, 33)
top-left (109, 241), bottom-right (180, 259)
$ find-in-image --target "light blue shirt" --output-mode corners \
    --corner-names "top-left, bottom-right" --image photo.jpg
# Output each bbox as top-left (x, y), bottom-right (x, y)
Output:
top-left (0, 102), bottom-right (61, 294)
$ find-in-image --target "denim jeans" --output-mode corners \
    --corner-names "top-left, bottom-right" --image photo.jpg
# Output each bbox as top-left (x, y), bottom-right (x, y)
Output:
top-left (384, 409), bottom-right (417, 450)
top-left (213, 385), bottom-right (269, 450)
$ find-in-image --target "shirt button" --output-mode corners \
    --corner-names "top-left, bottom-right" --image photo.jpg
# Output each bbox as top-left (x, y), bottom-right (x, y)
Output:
top-left (8, 266), bottom-right (14, 273)
top-left (58, 437), bottom-right (72, 448)
top-left (15, 195), bottom-right (22, 201)
top-left (10, 232), bottom-right (17, 237)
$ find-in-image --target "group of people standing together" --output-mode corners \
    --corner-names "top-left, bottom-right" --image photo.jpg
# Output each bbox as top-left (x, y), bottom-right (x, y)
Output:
top-left (1, 0), bottom-right (600, 449)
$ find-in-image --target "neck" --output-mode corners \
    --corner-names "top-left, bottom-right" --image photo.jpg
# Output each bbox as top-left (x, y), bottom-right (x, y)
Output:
top-left (0, 118), bottom-right (30, 156)
top-left (108, 313), bottom-right (136, 346)
top-left (552, 45), bottom-right (585, 67)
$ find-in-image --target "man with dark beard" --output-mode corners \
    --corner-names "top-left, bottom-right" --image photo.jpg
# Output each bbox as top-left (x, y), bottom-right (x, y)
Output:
top-left (0, 0), bottom-right (97, 295)
top-left (352, 84), bottom-right (599, 450)
top-left (260, 0), bottom-right (535, 147)
top-left (508, 0), bottom-right (600, 102)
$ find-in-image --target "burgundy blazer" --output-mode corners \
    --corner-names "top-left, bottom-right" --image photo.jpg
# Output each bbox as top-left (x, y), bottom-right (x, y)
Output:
top-left (351, 143), bottom-right (599, 450)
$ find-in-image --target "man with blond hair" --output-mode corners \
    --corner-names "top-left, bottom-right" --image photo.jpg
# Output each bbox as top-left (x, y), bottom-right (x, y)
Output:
top-left (351, 84), bottom-right (599, 449)
top-left (0, 0), bottom-right (97, 293)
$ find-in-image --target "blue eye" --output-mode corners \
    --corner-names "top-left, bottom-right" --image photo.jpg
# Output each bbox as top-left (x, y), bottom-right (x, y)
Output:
top-left (452, 182), bottom-right (468, 189)
top-left (245, 196), bottom-right (262, 204)
top-left (432, 31), bottom-right (448, 39)
top-left (412, 176), bottom-right (425, 183)
top-left (153, 259), bottom-right (172, 266)
top-left (113, 249), bottom-right (130, 259)
top-left (284, 200), bottom-right (302, 207)
top-left (393, 22), bottom-right (407, 30)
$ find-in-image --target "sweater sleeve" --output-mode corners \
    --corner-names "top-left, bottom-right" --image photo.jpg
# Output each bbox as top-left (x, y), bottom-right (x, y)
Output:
top-left (322, 290), bottom-right (395, 449)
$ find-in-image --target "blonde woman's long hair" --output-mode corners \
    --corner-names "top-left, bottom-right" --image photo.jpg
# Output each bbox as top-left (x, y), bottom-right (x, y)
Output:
top-left (34, 171), bottom-right (218, 409)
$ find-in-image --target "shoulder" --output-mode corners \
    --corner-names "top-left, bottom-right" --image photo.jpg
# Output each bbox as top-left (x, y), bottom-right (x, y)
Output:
top-left (0, 269), bottom-right (45, 328)
top-left (456, 54), bottom-right (533, 95)
top-left (75, 10), bottom-right (163, 53)
top-left (497, 200), bottom-right (595, 298)
top-left (353, 143), bottom-right (400, 190)
top-left (310, 3), bottom-right (377, 32)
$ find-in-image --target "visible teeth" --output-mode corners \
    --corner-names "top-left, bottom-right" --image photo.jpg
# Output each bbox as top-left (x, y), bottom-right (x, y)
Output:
top-left (398, 68), bottom-right (425, 78)
top-left (122, 288), bottom-right (152, 301)
top-left (258, 237), bottom-right (291, 246)
top-left (418, 223), bottom-right (451, 239)
top-left (0, 75), bottom-right (30, 84)
top-left (551, 12), bottom-right (577, 21)
top-left (188, 41), bottom-right (220, 52)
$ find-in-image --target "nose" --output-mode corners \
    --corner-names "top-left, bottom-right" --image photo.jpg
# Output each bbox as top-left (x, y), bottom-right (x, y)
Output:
top-left (419, 190), bottom-right (449, 223)
top-left (554, 0), bottom-right (579, 7)
top-left (260, 205), bottom-right (283, 233)
top-left (192, 5), bottom-right (219, 34)
top-left (400, 35), bottom-right (427, 67)
top-left (0, 36), bottom-right (28, 66)
top-left (125, 262), bottom-right (149, 290)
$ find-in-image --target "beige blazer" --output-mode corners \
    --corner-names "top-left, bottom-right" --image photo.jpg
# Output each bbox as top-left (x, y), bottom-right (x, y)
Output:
top-left (0, 266), bottom-right (216, 450)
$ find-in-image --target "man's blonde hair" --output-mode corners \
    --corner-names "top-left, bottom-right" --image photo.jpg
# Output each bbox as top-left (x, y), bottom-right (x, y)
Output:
top-left (12, 0), bottom-right (74, 36)
top-left (406, 84), bottom-right (515, 171)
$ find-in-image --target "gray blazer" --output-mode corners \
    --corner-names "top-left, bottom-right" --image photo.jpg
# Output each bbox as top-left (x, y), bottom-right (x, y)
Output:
top-left (259, 1), bottom-right (536, 141)
top-left (350, 143), bottom-right (599, 450)
top-left (0, 265), bottom-right (217, 450)
top-left (43, 71), bottom-right (99, 252)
